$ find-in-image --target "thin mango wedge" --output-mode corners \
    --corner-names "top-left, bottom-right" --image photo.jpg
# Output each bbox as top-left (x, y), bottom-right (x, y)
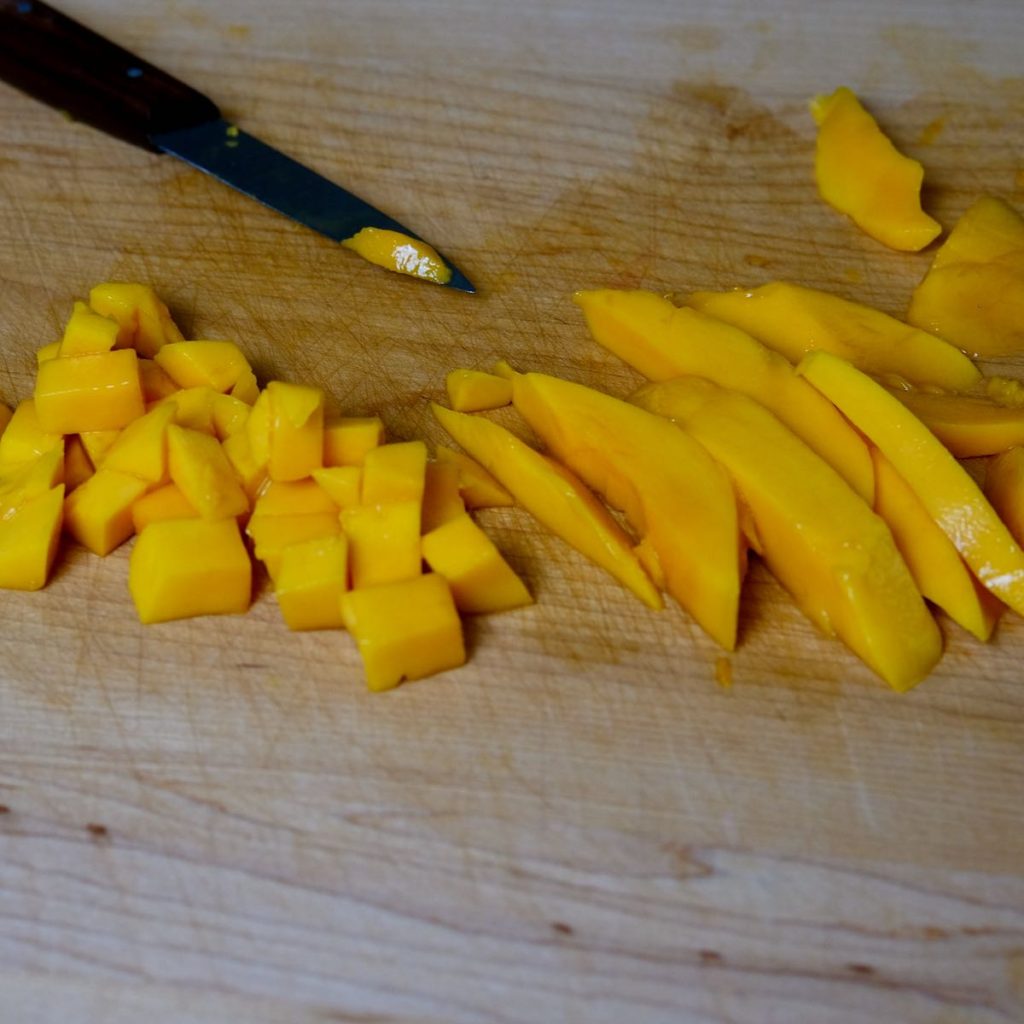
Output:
top-left (511, 373), bottom-right (743, 650)
top-left (798, 351), bottom-right (1024, 617)
top-left (632, 377), bottom-right (941, 690)
top-left (574, 288), bottom-right (874, 502)
top-left (688, 281), bottom-right (980, 391)
top-left (431, 403), bottom-right (662, 611)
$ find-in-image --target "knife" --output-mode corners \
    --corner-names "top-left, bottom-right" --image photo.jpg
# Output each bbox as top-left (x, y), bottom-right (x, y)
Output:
top-left (0, 0), bottom-right (475, 292)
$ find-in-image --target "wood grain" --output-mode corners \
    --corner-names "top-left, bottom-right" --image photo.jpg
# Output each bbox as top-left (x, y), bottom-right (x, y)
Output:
top-left (1, 1), bottom-right (1023, 1021)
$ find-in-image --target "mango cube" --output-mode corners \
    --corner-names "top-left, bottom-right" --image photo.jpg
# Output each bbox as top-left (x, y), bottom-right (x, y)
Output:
top-left (64, 435), bottom-right (94, 492)
top-left (88, 282), bottom-right (184, 357)
top-left (267, 381), bottom-right (324, 481)
top-left (221, 431), bottom-right (268, 502)
top-left (341, 501), bottom-right (422, 588)
top-left (0, 448), bottom-right (65, 519)
top-left (157, 386), bottom-right (217, 434)
top-left (435, 445), bottom-right (514, 508)
top-left (445, 368), bottom-right (513, 412)
top-left (211, 393), bottom-right (250, 440)
top-left (131, 483), bottom-right (197, 534)
top-left (341, 572), bottom-right (465, 692)
top-left (421, 460), bottom-right (465, 533)
top-left (59, 300), bottom-right (120, 356)
top-left (246, 389), bottom-right (271, 465)
top-left (129, 517), bottom-right (252, 623)
top-left (231, 366), bottom-right (260, 405)
top-left (36, 342), bottom-right (60, 366)
top-left (34, 349), bottom-right (144, 433)
top-left (138, 358), bottom-right (180, 402)
top-left (361, 440), bottom-right (427, 504)
top-left (422, 513), bottom-right (532, 614)
top-left (0, 400), bottom-right (63, 467)
top-left (63, 468), bottom-right (147, 554)
top-left (246, 510), bottom-right (341, 580)
top-left (251, 479), bottom-right (337, 518)
top-left (0, 485), bottom-right (64, 590)
top-left (79, 429), bottom-right (121, 469)
top-left (155, 340), bottom-right (251, 392)
top-left (103, 403), bottom-right (175, 483)
top-left (275, 534), bottom-right (349, 630)
top-left (312, 466), bottom-right (362, 508)
top-left (323, 416), bottom-right (383, 466)
top-left (167, 424), bottom-right (249, 521)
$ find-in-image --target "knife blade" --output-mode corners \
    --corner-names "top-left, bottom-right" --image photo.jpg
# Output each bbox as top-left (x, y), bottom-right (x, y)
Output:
top-left (0, 0), bottom-right (475, 293)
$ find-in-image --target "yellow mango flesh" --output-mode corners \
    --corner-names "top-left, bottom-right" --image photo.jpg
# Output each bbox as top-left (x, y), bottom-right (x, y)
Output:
top-left (446, 369), bottom-right (514, 412)
top-left (231, 366), bottom-right (260, 405)
top-left (871, 448), bottom-right (1001, 642)
top-left (421, 461), bottom-right (465, 533)
top-left (341, 501), bottom-right (422, 589)
top-left (89, 282), bottom-right (183, 357)
top-left (907, 197), bottom-right (1024, 358)
top-left (0, 447), bottom-right (65, 519)
top-left (575, 288), bottom-right (874, 502)
top-left (129, 517), bottom-right (251, 624)
top-left (885, 387), bottom-right (1024, 458)
top-left (422, 513), bottom-right (532, 614)
top-left (158, 386), bottom-right (218, 434)
top-left (246, 511), bottom-right (341, 581)
top-left (689, 281), bottom-right (980, 391)
top-left (211, 393), bottom-right (251, 441)
top-left (431, 404), bottom-right (662, 611)
top-left (103, 402), bottom-right (175, 482)
top-left (0, 400), bottom-right (62, 468)
top-left (266, 381), bottom-right (324, 482)
top-left (63, 435), bottom-right (94, 492)
top-left (323, 416), bottom-right (384, 467)
top-left (312, 466), bottom-right (362, 508)
top-left (34, 349), bottom-right (145, 434)
top-left (341, 227), bottom-right (452, 285)
top-left (986, 448), bottom-right (1024, 547)
top-left (167, 424), bottom-right (249, 521)
top-left (810, 86), bottom-right (940, 251)
top-left (361, 440), bottom-right (427, 505)
top-left (340, 572), bottom-right (465, 692)
top-left (138, 358), bottom-right (180, 402)
top-left (221, 430), bottom-right (268, 503)
top-left (131, 483), bottom-right (197, 534)
top-left (633, 377), bottom-right (941, 689)
top-left (798, 351), bottom-right (1024, 616)
top-left (274, 534), bottom-right (349, 631)
top-left (155, 340), bottom-right (251, 392)
top-left (251, 479), bottom-right (337, 518)
top-left (0, 485), bottom-right (64, 590)
top-left (78, 429), bottom-right (120, 469)
top-left (63, 468), bottom-right (148, 555)
top-left (59, 301), bottom-right (119, 356)
top-left (433, 444), bottom-right (514, 508)
top-left (35, 342), bottom-right (60, 366)
top-left (511, 373), bottom-right (743, 649)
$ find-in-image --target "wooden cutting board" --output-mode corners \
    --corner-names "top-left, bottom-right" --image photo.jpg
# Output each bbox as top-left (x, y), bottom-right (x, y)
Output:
top-left (1, 1), bottom-right (1022, 1021)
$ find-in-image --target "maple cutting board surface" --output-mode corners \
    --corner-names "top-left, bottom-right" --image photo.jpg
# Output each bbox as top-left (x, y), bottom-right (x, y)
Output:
top-left (2, 1), bottom-right (1023, 1021)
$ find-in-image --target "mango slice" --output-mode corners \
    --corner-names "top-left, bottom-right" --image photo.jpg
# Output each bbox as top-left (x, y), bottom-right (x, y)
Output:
top-left (422, 513), bottom-right (532, 614)
top-left (885, 387), bottom-right (1024, 458)
top-left (275, 534), bottom-right (349, 631)
top-left (434, 445), bottom-right (514, 508)
top-left (0, 485), bottom-right (64, 591)
top-left (341, 227), bottom-right (452, 286)
top-left (129, 517), bottom-right (251, 624)
top-left (341, 573), bottom-right (465, 692)
top-left (446, 369), bottom-right (514, 412)
top-left (798, 351), bottom-right (1024, 616)
top-left (575, 288), bottom-right (874, 502)
top-left (511, 373), bottom-right (743, 649)
top-left (323, 416), bottom-right (384, 467)
top-left (810, 86), bottom-right (940, 251)
top-left (688, 282), bottom-right (980, 391)
top-left (34, 349), bottom-right (145, 434)
top-left (907, 197), bottom-right (1024, 357)
top-left (632, 377), bottom-right (941, 689)
top-left (871, 447), bottom-right (1001, 642)
top-left (986, 448), bottom-right (1024, 547)
top-left (431, 404), bottom-right (661, 610)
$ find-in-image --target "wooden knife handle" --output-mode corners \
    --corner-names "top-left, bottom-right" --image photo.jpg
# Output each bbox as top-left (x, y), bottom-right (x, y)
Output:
top-left (0, 0), bottom-right (219, 150)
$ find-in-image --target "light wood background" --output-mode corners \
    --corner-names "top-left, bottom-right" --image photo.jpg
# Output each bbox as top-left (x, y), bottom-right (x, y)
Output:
top-left (1, 1), bottom-right (1023, 1021)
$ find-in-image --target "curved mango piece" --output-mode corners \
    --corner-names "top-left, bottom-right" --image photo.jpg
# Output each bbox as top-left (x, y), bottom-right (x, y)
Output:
top-left (798, 351), bottom-right (1024, 617)
top-left (632, 377), bottom-right (940, 690)
top-left (688, 281), bottom-right (980, 391)
top-left (907, 197), bottom-right (1024, 358)
top-left (810, 86), bottom-right (940, 252)
top-left (431, 404), bottom-right (661, 611)
top-left (511, 373), bottom-right (743, 650)
top-left (342, 227), bottom-right (452, 285)
top-left (574, 288), bottom-right (874, 502)
top-left (871, 448), bottom-right (1001, 642)
top-left (885, 387), bottom-right (1024, 458)
top-left (985, 448), bottom-right (1024, 548)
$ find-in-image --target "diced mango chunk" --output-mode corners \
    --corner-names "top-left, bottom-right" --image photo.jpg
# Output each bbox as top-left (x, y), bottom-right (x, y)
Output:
top-left (251, 479), bottom-right (337, 518)
top-left (155, 340), bottom-right (251, 392)
top-left (434, 444), bottom-right (514, 508)
top-left (446, 369), bottom-right (514, 412)
top-left (422, 513), bottom-right (531, 614)
top-left (89, 282), bottom-right (183, 357)
top-left (341, 501), bottom-right (422, 588)
top-left (323, 415), bottom-right (384, 467)
top-left (63, 468), bottom-right (148, 555)
top-left (246, 510), bottom-right (341, 580)
top-left (421, 460), bottom-right (465, 533)
top-left (0, 448), bottom-right (65, 519)
top-left (36, 342), bottom-right (60, 366)
top-left (275, 534), bottom-right (349, 630)
top-left (167, 424), bottom-right (249, 521)
top-left (312, 466), bottom-right (362, 508)
top-left (211, 393), bottom-right (250, 440)
top-left (0, 485), bottom-right (64, 590)
top-left (361, 440), bottom-right (427, 504)
top-left (129, 517), bottom-right (251, 623)
top-left (59, 301), bottom-right (120, 356)
top-left (231, 366), bottom-right (260, 405)
top-left (0, 400), bottom-right (63, 467)
top-left (34, 349), bottom-right (144, 433)
top-left (222, 430), bottom-right (268, 502)
top-left (103, 403), bottom-right (175, 483)
top-left (79, 429), bottom-right (121, 469)
top-left (63, 435), bottom-right (94, 492)
top-left (158, 386), bottom-right (217, 434)
top-left (340, 572), bottom-right (465, 692)
top-left (131, 483), bottom-right (197, 534)
top-left (986, 447), bottom-right (1024, 547)
top-left (138, 358), bottom-right (180, 402)
top-left (267, 381), bottom-right (324, 481)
